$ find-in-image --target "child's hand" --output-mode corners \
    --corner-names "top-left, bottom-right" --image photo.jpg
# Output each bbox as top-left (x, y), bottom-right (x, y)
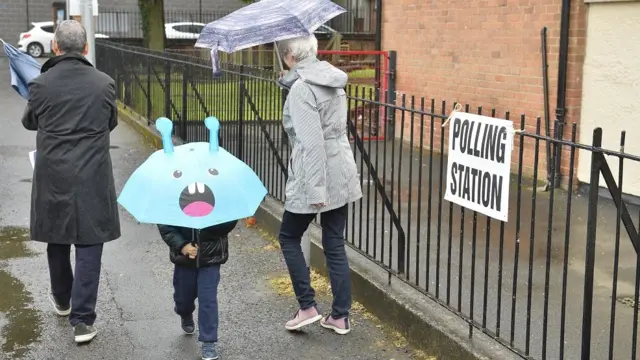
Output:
top-left (181, 244), bottom-right (198, 259)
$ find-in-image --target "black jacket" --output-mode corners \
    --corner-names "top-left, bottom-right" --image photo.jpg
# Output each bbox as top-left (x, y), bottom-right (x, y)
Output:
top-left (21, 52), bottom-right (120, 245)
top-left (158, 220), bottom-right (238, 268)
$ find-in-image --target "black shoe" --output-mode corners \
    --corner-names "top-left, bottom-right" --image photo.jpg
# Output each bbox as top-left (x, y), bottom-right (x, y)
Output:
top-left (181, 315), bottom-right (195, 335)
top-left (49, 293), bottom-right (70, 316)
top-left (74, 323), bottom-right (98, 343)
top-left (202, 342), bottom-right (219, 360)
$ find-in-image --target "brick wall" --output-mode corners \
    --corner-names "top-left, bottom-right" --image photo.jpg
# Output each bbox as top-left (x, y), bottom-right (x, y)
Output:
top-left (382, 0), bottom-right (587, 182)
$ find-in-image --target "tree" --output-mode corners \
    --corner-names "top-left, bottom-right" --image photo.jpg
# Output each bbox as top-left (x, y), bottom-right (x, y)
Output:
top-left (138, 0), bottom-right (166, 50)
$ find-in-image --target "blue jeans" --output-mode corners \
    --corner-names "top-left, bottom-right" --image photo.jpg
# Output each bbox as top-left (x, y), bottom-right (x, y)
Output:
top-left (48, 243), bottom-right (104, 327)
top-left (173, 264), bottom-right (221, 343)
top-left (278, 205), bottom-right (351, 318)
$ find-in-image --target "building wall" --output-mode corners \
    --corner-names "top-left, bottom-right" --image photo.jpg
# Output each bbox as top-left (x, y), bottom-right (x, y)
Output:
top-left (382, 0), bottom-right (587, 180)
top-left (577, 1), bottom-right (640, 196)
top-left (0, 0), bottom-right (52, 46)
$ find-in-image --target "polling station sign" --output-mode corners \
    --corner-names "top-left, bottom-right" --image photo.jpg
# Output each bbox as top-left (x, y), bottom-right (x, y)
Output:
top-left (444, 112), bottom-right (515, 222)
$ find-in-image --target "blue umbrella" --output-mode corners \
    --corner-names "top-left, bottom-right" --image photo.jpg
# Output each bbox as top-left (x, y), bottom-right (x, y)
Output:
top-left (1, 38), bottom-right (42, 100)
top-left (195, 0), bottom-right (346, 71)
top-left (117, 117), bottom-right (268, 230)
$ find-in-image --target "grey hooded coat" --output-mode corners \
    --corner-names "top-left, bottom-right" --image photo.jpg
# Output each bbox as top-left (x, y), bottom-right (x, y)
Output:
top-left (278, 57), bottom-right (362, 214)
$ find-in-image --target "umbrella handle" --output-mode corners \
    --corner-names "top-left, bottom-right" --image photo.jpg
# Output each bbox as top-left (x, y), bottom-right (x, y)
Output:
top-left (193, 228), bottom-right (201, 268)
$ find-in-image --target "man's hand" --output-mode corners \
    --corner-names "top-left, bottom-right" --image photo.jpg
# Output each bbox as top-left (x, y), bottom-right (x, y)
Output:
top-left (181, 243), bottom-right (198, 259)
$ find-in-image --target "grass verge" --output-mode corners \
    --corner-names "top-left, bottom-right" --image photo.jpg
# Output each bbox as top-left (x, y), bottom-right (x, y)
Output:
top-left (122, 72), bottom-right (378, 124)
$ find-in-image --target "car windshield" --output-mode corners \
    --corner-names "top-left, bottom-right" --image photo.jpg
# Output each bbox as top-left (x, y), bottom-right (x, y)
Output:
top-left (190, 25), bottom-right (204, 33)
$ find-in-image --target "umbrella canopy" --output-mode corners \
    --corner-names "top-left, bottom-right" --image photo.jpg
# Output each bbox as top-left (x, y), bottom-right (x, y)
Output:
top-left (117, 117), bottom-right (268, 230)
top-left (195, 0), bottom-right (345, 71)
top-left (1, 39), bottom-right (42, 100)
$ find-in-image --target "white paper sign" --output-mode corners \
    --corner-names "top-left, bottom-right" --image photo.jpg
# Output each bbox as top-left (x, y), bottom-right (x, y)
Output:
top-left (444, 112), bottom-right (514, 222)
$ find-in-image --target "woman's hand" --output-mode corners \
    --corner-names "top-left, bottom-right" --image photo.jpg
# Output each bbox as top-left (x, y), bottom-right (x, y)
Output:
top-left (312, 202), bottom-right (327, 209)
top-left (181, 243), bottom-right (198, 259)
top-left (279, 70), bottom-right (289, 79)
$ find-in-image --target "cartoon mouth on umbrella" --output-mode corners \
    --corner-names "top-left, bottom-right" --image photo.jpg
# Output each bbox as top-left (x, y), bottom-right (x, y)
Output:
top-left (180, 182), bottom-right (216, 217)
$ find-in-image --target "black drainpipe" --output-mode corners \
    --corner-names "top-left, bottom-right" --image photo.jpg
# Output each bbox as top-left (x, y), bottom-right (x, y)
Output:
top-left (553, 0), bottom-right (571, 187)
top-left (374, 0), bottom-right (383, 135)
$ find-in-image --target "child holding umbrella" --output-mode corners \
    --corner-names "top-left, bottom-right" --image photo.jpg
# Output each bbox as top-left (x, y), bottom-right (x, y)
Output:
top-left (117, 117), bottom-right (267, 360)
top-left (158, 220), bottom-right (237, 360)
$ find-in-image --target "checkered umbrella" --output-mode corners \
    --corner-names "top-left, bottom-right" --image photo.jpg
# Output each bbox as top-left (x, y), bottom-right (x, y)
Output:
top-left (195, 0), bottom-right (346, 72)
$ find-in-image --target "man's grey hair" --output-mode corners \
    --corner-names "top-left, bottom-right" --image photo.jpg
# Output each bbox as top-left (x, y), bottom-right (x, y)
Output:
top-left (54, 20), bottom-right (87, 54)
top-left (276, 35), bottom-right (318, 62)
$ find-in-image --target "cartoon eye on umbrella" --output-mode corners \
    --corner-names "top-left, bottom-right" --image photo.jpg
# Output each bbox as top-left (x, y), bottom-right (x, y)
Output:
top-left (117, 116), bottom-right (268, 231)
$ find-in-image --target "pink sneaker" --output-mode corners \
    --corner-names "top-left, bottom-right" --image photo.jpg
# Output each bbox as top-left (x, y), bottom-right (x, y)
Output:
top-left (320, 315), bottom-right (351, 335)
top-left (284, 307), bottom-right (322, 331)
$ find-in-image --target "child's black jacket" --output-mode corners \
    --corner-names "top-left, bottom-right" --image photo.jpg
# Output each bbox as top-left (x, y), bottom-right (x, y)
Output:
top-left (158, 220), bottom-right (238, 268)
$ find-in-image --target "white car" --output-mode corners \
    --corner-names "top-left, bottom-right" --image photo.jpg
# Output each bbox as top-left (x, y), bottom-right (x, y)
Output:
top-left (163, 22), bottom-right (335, 41)
top-left (18, 21), bottom-right (109, 58)
top-left (165, 22), bottom-right (206, 40)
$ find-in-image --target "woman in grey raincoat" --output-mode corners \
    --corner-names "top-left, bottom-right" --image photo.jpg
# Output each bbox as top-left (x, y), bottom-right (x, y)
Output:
top-left (276, 34), bottom-right (362, 335)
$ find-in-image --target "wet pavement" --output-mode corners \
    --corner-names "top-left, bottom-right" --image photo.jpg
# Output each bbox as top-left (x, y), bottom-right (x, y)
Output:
top-left (0, 59), bottom-right (427, 360)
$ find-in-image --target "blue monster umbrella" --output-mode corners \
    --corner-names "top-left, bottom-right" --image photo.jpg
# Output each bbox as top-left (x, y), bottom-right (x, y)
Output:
top-left (117, 117), bottom-right (268, 229)
top-left (1, 38), bottom-right (42, 100)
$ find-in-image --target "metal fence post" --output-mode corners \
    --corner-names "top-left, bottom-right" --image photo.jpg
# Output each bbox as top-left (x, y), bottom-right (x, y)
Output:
top-left (386, 51), bottom-right (397, 140)
top-left (281, 88), bottom-right (289, 147)
top-left (146, 62), bottom-right (151, 125)
top-left (164, 59), bottom-right (172, 121)
top-left (115, 51), bottom-right (122, 101)
top-left (238, 79), bottom-right (245, 161)
top-left (581, 127), bottom-right (603, 360)
top-left (181, 65), bottom-right (188, 141)
top-left (124, 59), bottom-right (132, 105)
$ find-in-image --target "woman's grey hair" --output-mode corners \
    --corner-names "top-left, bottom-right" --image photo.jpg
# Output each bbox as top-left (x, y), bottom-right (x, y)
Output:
top-left (276, 35), bottom-right (318, 62)
top-left (54, 20), bottom-right (87, 54)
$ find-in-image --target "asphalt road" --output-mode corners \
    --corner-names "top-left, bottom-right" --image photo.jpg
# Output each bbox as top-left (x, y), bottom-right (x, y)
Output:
top-left (0, 58), bottom-right (421, 360)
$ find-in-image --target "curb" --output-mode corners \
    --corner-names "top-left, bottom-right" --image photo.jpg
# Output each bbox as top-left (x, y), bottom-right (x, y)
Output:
top-left (117, 103), bottom-right (164, 149)
top-left (116, 102), bottom-right (515, 360)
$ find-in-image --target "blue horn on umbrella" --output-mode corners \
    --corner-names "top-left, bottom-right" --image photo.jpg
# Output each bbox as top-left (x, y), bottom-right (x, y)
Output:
top-left (204, 117), bottom-right (220, 153)
top-left (155, 117), bottom-right (174, 154)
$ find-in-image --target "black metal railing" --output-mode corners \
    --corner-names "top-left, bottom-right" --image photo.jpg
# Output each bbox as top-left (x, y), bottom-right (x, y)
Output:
top-left (97, 41), bottom-right (640, 360)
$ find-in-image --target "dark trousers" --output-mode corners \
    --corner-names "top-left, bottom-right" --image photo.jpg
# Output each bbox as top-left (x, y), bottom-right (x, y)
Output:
top-left (173, 264), bottom-right (221, 343)
top-left (47, 243), bottom-right (104, 327)
top-left (278, 205), bottom-right (351, 318)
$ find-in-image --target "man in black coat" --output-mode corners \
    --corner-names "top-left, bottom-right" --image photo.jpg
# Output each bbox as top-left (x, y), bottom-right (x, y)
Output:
top-left (21, 20), bottom-right (120, 344)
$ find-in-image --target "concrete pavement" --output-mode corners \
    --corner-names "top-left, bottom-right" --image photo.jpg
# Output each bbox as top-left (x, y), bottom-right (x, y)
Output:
top-left (0, 58), bottom-right (428, 360)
